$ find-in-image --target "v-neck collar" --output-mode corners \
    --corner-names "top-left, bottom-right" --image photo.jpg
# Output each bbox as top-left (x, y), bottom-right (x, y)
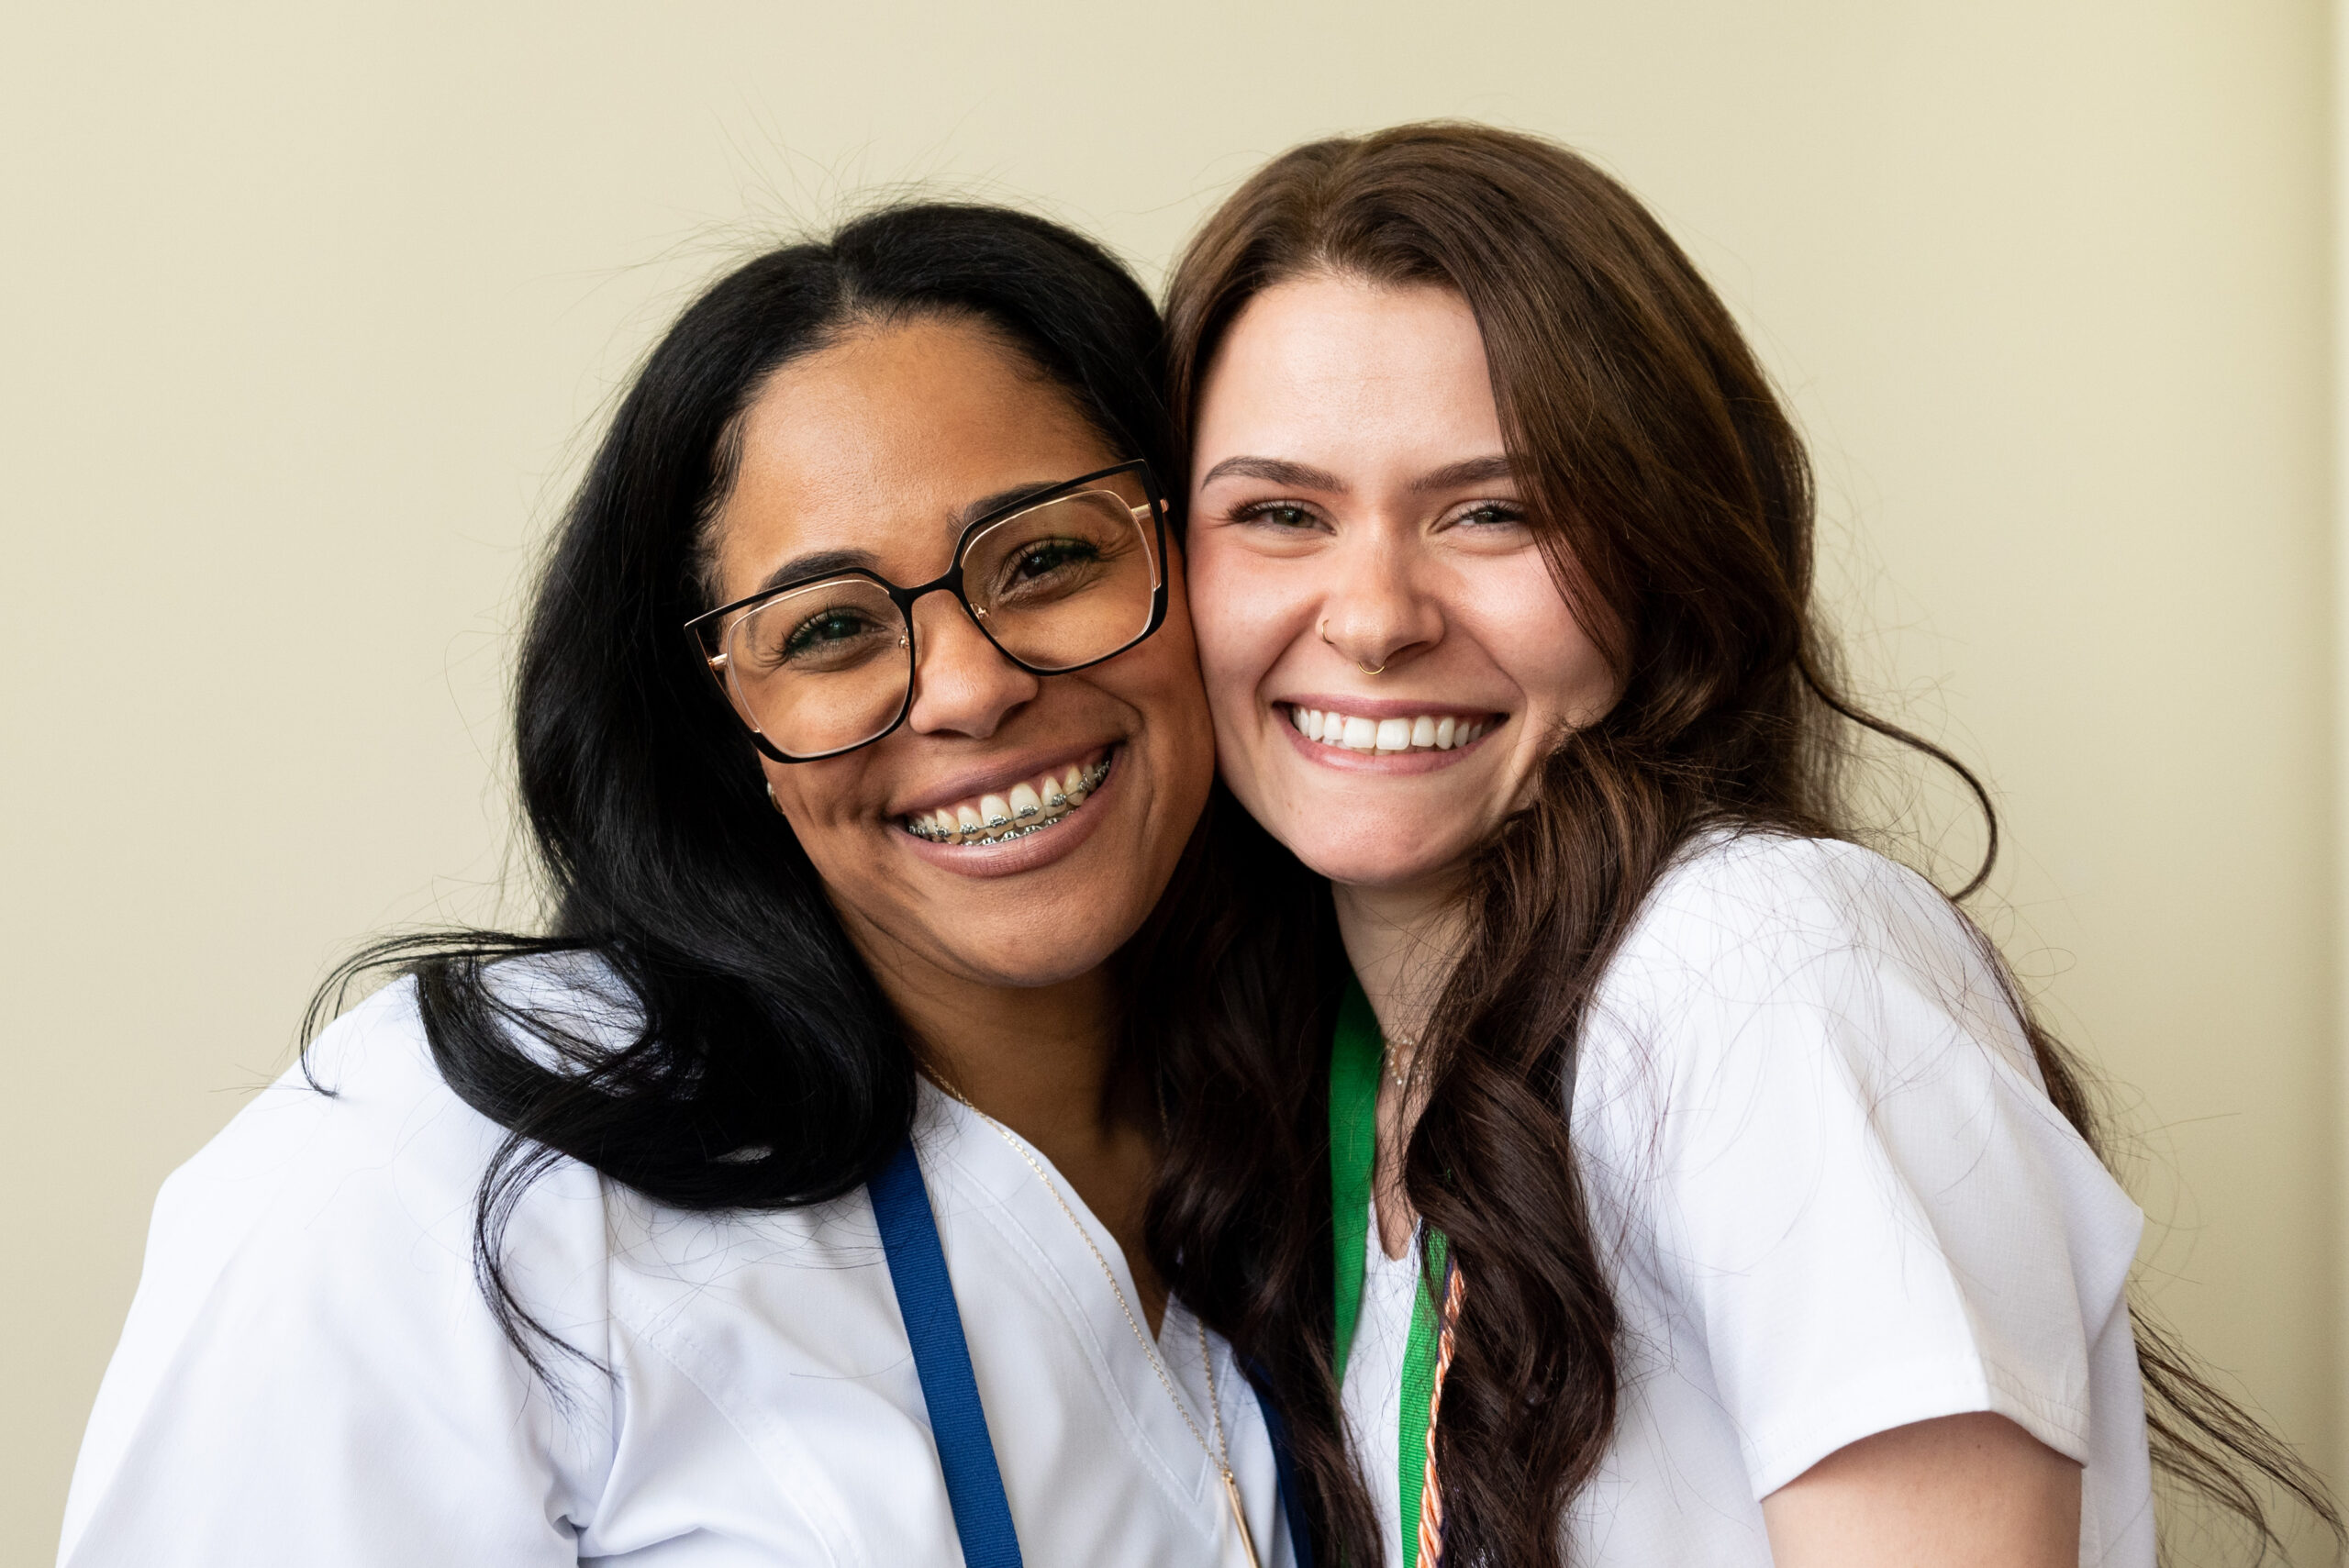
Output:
top-left (908, 1082), bottom-right (1235, 1546)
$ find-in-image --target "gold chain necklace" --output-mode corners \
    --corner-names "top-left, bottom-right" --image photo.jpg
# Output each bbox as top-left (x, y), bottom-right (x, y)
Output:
top-left (926, 1073), bottom-right (1264, 1568)
top-left (1383, 1033), bottom-right (1419, 1090)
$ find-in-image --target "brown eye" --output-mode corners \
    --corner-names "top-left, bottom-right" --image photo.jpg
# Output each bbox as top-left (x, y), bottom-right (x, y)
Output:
top-left (1244, 502), bottom-right (1316, 529)
top-left (1005, 537), bottom-right (1101, 585)
top-left (766, 605), bottom-right (895, 671)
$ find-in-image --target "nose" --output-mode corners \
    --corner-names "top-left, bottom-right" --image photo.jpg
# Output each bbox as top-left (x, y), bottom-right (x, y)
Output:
top-left (1316, 531), bottom-right (1442, 675)
top-left (902, 589), bottom-right (1040, 740)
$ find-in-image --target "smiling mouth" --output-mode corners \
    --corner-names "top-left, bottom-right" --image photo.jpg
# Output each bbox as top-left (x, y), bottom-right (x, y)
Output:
top-left (901, 751), bottom-right (1116, 846)
top-left (1284, 705), bottom-right (1501, 754)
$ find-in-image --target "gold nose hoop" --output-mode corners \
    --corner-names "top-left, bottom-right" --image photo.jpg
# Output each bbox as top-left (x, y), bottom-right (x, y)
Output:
top-left (1320, 617), bottom-right (1388, 676)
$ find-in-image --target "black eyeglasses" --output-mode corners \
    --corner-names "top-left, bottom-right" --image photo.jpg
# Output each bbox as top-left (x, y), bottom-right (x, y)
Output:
top-left (685, 460), bottom-right (1170, 762)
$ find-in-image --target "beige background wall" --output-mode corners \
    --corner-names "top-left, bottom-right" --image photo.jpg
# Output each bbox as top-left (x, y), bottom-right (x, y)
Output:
top-left (4, 3), bottom-right (2335, 1561)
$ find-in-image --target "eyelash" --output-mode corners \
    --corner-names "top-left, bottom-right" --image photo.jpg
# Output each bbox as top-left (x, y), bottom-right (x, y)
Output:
top-left (1231, 499), bottom-right (1322, 529)
top-left (1228, 498), bottom-right (1527, 530)
top-left (1451, 501), bottom-right (1526, 529)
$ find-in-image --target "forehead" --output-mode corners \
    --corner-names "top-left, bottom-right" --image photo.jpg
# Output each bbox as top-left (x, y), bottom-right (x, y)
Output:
top-left (713, 317), bottom-right (1115, 599)
top-left (1195, 275), bottom-right (1501, 467)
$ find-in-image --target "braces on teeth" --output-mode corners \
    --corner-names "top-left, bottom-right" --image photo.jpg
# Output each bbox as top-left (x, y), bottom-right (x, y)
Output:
top-left (902, 756), bottom-right (1113, 846)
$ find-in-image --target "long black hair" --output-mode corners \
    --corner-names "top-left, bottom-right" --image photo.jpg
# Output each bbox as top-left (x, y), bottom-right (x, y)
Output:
top-left (307, 203), bottom-right (1177, 1372)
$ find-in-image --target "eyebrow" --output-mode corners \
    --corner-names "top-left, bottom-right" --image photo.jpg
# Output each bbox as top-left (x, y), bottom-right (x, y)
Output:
top-left (1197, 455), bottom-right (1348, 492)
top-left (1198, 453), bottom-right (1517, 495)
top-left (958, 480), bottom-right (1065, 528)
top-left (751, 547), bottom-right (879, 598)
top-left (1409, 454), bottom-right (1516, 494)
top-left (747, 479), bottom-right (1079, 598)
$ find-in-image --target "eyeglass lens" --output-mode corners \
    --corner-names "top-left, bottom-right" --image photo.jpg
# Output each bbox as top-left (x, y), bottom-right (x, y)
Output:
top-left (719, 485), bottom-right (1158, 758)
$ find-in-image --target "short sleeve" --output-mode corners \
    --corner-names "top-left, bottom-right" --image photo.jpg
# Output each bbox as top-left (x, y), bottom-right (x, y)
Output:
top-left (58, 981), bottom-right (618, 1567)
top-left (1572, 834), bottom-right (2144, 1500)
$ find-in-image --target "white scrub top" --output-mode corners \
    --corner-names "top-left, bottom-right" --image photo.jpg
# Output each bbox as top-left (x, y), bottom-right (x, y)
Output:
top-left (60, 974), bottom-right (1296, 1568)
top-left (1340, 832), bottom-right (2154, 1567)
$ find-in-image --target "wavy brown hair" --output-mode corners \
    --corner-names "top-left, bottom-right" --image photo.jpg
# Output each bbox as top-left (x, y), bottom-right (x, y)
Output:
top-left (1144, 123), bottom-right (2339, 1567)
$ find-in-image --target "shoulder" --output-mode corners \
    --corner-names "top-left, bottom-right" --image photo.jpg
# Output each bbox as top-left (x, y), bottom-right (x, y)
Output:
top-left (132, 963), bottom-right (630, 1375)
top-left (161, 974), bottom-right (495, 1237)
top-left (177, 962), bottom-right (622, 1233)
top-left (1564, 834), bottom-right (2145, 1497)
top-left (1571, 829), bottom-right (2071, 1200)
top-left (1619, 828), bottom-right (1987, 986)
top-left (1586, 829), bottom-right (2035, 1084)
top-left (61, 964), bottom-right (637, 1560)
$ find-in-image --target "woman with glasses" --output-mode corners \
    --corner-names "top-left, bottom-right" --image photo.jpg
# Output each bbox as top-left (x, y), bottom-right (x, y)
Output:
top-left (1150, 125), bottom-right (2335, 1568)
top-left (61, 206), bottom-right (1299, 1567)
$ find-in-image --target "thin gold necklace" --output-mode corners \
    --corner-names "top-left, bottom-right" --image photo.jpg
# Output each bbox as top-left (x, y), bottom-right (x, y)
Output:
top-left (925, 1071), bottom-right (1264, 1568)
top-left (1383, 1033), bottom-right (1419, 1090)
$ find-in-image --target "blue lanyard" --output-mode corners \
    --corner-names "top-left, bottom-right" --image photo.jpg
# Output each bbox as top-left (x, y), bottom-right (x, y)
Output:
top-left (868, 1134), bottom-right (1316, 1568)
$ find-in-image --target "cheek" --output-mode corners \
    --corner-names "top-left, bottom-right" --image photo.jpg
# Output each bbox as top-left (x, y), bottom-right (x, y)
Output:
top-left (1473, 566), bottom-right (1622, 728)
top-left (1120, 616), bottom-right (1215, 754)
top-left (760, 758), bottom-right (867, 843)
top-left (1130, 644), bottom-right (1218, 808)
top-left (1184, 535), bottom-right (1307, 703)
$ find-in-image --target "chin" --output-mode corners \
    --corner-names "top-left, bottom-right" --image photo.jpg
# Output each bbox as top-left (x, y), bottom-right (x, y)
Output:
top-left (1274, 815), bottom-right (1474, 894)
top-left (960, 940), bottom-right (1123, 992)
top-left (932, 872), bottom-right (1145, 987)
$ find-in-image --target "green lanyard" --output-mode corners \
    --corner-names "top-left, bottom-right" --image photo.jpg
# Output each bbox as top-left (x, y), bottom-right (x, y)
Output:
top-left (1330, 978), bottom-right (1451, 1568)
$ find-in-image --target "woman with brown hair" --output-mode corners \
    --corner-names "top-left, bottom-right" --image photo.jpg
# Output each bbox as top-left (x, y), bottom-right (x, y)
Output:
top-left (1148, 124), bottom-right (2336, 1566)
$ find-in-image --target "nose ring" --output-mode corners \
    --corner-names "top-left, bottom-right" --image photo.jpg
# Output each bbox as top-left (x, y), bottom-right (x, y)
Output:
top-left (1320, 617), bottom-right (1387, 676)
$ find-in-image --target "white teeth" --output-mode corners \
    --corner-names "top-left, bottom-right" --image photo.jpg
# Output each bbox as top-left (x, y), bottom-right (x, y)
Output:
top-left (1042, 776), bottom-right (1067, 808)
top-left (1287, 707), bottom-right (1497, 758)
top-left (1008, 782), bottom-right (1041, 820)
top-left (1062, 765), bottom-right (1089, 803)
top-left (956, 805), bottom-right (984, 833)
top-left (979, 794), bottom-right (1011, 829)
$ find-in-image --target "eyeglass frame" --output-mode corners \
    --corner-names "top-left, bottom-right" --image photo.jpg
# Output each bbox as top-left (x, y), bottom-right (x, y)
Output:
top-left (683, 458), bottom-right (1172, 763)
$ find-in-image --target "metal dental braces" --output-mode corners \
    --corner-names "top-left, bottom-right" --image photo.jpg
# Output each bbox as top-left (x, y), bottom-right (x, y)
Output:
top-left (901, 756), bottom-right (1114, 844)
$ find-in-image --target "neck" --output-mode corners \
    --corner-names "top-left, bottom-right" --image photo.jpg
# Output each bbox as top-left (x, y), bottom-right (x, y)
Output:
top-left (893, 959), bottom-right (1125, 1145)
top-left (1333, 871), bottom-right (1468, 1259)
top-left (1331, 872), bottom-right (1468, 1046)
top-left (841, 908), bottom-right (1167, 1328)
